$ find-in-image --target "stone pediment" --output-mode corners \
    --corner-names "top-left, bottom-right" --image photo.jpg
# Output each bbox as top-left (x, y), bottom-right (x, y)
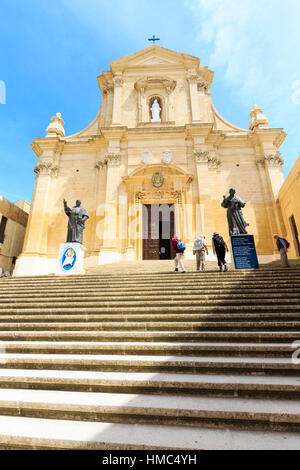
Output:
top-left (136, 56), bottom-right (177, 66)
top-left (110, 45), bottom-right (200, 72)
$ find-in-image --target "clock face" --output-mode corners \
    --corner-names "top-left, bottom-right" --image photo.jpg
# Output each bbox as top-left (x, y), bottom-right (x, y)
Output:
top-left (152, 172), bottom-right (164, 188)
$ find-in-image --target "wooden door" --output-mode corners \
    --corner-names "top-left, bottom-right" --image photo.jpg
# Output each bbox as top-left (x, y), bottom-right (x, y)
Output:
top-left (160, 205), bottom-right (175, 259)
top-left (143, 204), bottom-right (175, 260)
top-left (143, 204), bottom-right (160, 260)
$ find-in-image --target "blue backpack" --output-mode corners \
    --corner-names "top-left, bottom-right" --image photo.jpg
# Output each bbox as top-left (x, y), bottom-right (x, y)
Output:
top-left (177, 240), bottom-right (186, 252)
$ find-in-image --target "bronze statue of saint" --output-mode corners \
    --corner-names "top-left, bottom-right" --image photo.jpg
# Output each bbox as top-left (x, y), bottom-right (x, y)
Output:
top-left (63, 199), bottom-right (89, 244)
top-left (221, 188), bottom-right (249, 236)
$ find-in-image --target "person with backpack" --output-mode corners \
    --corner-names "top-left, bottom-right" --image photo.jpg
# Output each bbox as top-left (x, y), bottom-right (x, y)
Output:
top-left (212, 232), bottom-right (229, 272)
top-left (193, 234), bottom-right (208, 271)
top-left (273, 234), bottom-right (290, 267)
top-left (172, 235), bottom-right (186, 273)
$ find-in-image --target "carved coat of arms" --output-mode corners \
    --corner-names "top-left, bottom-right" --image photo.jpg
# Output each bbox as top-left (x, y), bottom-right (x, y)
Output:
top-left (152, 172), bottom-right (164, 188)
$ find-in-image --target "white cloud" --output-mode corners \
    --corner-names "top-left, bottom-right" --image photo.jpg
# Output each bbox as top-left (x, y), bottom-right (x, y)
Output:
top-left (62, 0), bottom-right (300, 171)
top-left (185, 0), bottom-right (300, 170)
top-left (185, 0), bottom-right (300, 112)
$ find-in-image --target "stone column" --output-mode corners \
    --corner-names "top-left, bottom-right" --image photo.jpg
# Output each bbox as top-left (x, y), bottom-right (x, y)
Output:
top-left (263, 153), bottom-right (286, 237)
top-left (187, 71), bottom-right (200, 123)
top-left (256, 158), bottom-right (278, 234)
top-left (98, 152), bottom-right (121, 264)
top-left (92, 159), bottom-right (106, 254)
top-left (15, 157), bottom-right (59, 276)
top-left (264, 152), bottom-right (285, 200)
top-left (111, 74), bottom-right (123, 126)
top-left (174, 194), bottom-right (183, 239)
top-left (103, 82), bottom-right (114, 126)
top-left (194, 150), bottom-right (215, 242)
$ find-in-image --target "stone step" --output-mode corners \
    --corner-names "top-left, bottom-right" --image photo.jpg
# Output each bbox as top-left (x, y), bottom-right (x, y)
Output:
top-left (0, 330), bottom-right (298, 343)
top-left (0, 388), bottom-right (298, 431)
top-left (3, 270), bottom-right (300, 281)
top-left (2, 274), bottom-right (300, 284)
top-left (1, 298), bottom-right (299, 309)
top-left (1, 267), bottom-right (300, 449)
top-left (0, 282), bottom-right (300, 294)
top-left (0, 320), bottom-right (299, 331)
top-left (1, 415), bottom-right (300, 449)
top-left (1, 291), bottom-right (300, 301)
top-left (2, 288), bottom-right (300, 299)
top-left (0, 369), bottom-right (299, 398)
top-left (2, 278), bottom-right (300, 289)
top-left (0, 353), bottom-right (298, 374)
top-left (6, 269), bottom-right (300, 276)
top-left (0, 341), bottom-right (295, 357)
top-left (2, 305), bottom-right (300, 315)
top-left (0, 312), bottom-right (299, 323)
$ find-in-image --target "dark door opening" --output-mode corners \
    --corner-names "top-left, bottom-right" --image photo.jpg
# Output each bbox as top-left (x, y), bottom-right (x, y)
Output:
top-left (143, 204), bottom-right (175, 260)
top-left (290, 214), bottom-right (300, 257)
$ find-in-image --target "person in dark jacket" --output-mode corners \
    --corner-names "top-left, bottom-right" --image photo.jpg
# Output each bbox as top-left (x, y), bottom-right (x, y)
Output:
top-left (274, 234), bottom-right (290, 267)
top-left (212, 232), bottom-right (229, 272)
top-left (172, 235), bottom-right (186, 273)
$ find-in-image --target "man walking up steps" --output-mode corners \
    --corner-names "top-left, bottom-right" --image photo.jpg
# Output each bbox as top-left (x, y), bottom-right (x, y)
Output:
top-left (212, 232), bottom-right (229, 272)
top-left (193, 234), bottom-right (208, 271)
top-left (172, 235), bottom-right (186, 273)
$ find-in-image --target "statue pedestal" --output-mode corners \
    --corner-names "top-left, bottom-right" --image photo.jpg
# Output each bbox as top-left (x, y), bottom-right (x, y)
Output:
top-left (56, 243), bottom-right (86, 275)
top-left (230, 235), bottom-right (259, 270)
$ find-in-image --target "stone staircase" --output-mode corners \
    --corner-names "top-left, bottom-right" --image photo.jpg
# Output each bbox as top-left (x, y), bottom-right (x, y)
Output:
top-left (0, 266), bottom-right (299, 449)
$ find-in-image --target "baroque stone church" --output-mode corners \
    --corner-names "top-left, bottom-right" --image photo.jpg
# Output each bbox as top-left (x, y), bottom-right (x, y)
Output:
top-left (15, 45), bottom-right (287, 275)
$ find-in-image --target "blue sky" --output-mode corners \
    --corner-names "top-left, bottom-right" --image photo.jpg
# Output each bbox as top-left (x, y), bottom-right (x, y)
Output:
top-left (0, 0), bottom-right (299, 203)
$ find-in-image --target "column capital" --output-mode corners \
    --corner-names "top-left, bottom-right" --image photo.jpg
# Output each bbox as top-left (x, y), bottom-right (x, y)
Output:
top-left (264, 151), bottom-right (284, 167)
top-left (34, 159), bottom-right (58, 176)
top-left (113, 73), bottom-right (124, 87)
top-left (194, 150), bottom-right (221, 168)
top-left (105, 152), bottom-right (121, 166)
top-left (194, 150), bottom-right (210, 163)
top-left (94, 160), bottom-right (105, 171)
top-left (208, 157), bottom-right (221, 169)
top-left (103, 82), bottom-right (114, 94)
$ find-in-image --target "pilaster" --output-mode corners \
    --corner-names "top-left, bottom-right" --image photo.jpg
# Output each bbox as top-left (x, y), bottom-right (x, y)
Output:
top-left (111, 74), bottom-right (123, 126)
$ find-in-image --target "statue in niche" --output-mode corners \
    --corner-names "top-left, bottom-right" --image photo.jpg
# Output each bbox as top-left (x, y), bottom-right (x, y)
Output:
top-left (63, 199), bottom-right (89, 244)
top-left (150, 98), bottom-right (161, 122)
top-left (221, 188), bottom-right (249, 236)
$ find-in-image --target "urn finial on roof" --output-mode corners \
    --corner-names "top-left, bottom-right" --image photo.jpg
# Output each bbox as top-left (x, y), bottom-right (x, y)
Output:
top-left (46, 112), bottom-right (65, 138)
top-left (249, 105), bottom-right (269, 130)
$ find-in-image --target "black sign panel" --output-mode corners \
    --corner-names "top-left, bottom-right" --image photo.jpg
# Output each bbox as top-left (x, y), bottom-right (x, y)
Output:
top-left (231, 235), bottom-right (259, 270)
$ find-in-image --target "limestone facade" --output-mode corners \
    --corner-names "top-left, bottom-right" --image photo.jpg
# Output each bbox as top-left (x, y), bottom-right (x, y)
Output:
top-left (14, 46), bottom-right (287, 275)
top-left (278, 156), bottom-right (300, 259)
top-left (0, 197), bottom-right (29, 273)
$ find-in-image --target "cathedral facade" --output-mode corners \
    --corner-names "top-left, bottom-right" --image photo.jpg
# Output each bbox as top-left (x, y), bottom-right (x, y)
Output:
top-left (15, 45), bottom-right (287, 275)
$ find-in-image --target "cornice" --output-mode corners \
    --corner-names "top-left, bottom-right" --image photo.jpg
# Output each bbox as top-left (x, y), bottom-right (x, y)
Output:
top-left (30, 138), bottom-right (65, 157)
top-left (134, 76), bottom-right (176, 93)
top-left (251, 128), bottom-right (287, 148)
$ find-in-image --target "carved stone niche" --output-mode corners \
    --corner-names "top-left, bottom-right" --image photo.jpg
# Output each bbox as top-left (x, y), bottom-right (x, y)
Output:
top-left (134, 76), bottom-right (176, 124)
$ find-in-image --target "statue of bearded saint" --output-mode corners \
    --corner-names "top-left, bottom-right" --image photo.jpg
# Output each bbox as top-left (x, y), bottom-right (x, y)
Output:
top-left (150, 98), bottom-right (161, 122)
top-left (221, 188), bottom-right (249, 236)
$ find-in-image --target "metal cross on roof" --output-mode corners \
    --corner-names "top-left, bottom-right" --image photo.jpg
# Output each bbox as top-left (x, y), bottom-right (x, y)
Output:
top-left (148, 35), bottom-right (160, 45)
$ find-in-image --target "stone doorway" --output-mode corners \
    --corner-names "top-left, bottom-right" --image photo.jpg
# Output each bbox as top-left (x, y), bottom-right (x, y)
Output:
top-left (142, 204), bottom-right (175, 260)
top-left (290, 214), bottom-right (300, 257)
